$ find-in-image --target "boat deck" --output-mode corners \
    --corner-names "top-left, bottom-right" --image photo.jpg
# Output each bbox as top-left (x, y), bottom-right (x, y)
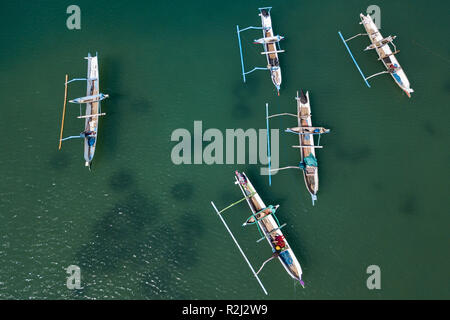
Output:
top-left (264, 29), bottom-right (277, 63)
top-left (239, 174), bottom-right (300, 280)
top-left (361, 15), bottom-right (401, 72)
top-left (296, 93), bottom-right (317, 195)
top-left (84, 55), bottom-right (100, 164)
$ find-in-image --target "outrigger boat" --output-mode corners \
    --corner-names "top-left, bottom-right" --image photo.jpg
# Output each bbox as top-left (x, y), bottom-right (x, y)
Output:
top-left (236, 7), bottom-right (285, 95)
top-left (266, 91), bottom-right (330, 205)
top-left (58, 53), bottom-right (109, 169)
top-left (210, 171), bottom-right (304, 295)
top-left (338, 13), bottom-right (413, 97)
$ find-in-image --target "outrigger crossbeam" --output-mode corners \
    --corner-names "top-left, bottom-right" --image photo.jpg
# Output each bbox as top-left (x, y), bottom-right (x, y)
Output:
top-left (65, 78), bottom-right (97, 85)
top-left (236, 7), bottom-right (283, 83)
top-left (285, 128), bottom-right (328, 135)
top-left (267, 112), bottom-right (298, 119)
top-left (292, 145), bottom-right (324, 149)
top-left (236, 25), bottom-right (269, 82)
top-left (60, 135), bottom-right (84, 141)
top-left (343, 33), bottom-right (367, 41)
top-left (69, 93), bottom-right (109, 104)
top-left (256, 223), bottom-right (287, 243)
top-left (364, 36), bottom-right (397, 51)
top-left (77, 113), bottom-right (106, 119)
top-left (261, 50), bottom-right (285, 55)
top-left (365, 70), bottom-right (390, 81)
top-left (269, 166), bottom-right (301, 172)
top-left (58, 65), bottom-right (109, 151)
top-left (265, 99), bottom-right (329, 203)
top-left (210, 196), bottom-right (268, 295)
top-left (338, 31), bottom-right (400, 87)
top-left (377, 50), bottom-right (400, 60)
top-left (338, 31), bottom-right (371, 87)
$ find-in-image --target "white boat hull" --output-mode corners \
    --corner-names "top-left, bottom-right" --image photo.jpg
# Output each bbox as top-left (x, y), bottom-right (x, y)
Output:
top-left (259, 9), bottom-right (282, 94)
top-left (83, 53), bottom-right (101, 166)
top-left (296, 91), bottom-right (319, 203)
top-left (360, 14), bottom-right (413, 97)
top-left (235, 171), bottom-right (304, 284)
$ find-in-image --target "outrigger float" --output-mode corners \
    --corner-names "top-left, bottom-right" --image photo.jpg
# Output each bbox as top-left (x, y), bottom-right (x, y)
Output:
top-left (58, 53), bottom-right (109, 169)
top-left (237, 7), bottom-right (285, 95)
top-left (211, 171), bottom-right (304, 295)
top-left (338, 13), bottom-right (413, 97)
top-left (266, 91), bottom-right (330, 205)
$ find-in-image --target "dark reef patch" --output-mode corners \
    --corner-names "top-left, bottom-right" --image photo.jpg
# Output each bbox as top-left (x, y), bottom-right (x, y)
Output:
top-left (422, 122), bottom-right (436, 136)
top-left (131, 97), bottom-right (153, 114)
top-left (49, 151), bottom-right (71, 170)
top-left (399, 193), bottom-right (418, 215)
top-left (139, 213), bottom-right (205, 299)
top-left (75, 192), bottom-right (157, 275)
top-left (171, 182), bottom-right (194, 201)
top-left (109, 170), bottom-right (135, 191)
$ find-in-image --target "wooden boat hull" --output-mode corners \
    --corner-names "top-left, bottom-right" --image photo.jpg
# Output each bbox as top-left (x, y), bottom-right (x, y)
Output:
top-left (259, 9), bottom-right (282, 93)
top-left (296, 90), bottom-right (319, 203)
top-left (83, 53), bottom-right (101, 167)
top-left (359, 14), bottom-right (413, 97)
top-left (235, 171), bottom-right (303, 283)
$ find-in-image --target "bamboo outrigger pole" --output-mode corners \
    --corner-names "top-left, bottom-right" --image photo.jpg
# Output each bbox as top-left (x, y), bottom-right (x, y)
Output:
top-left (211, 201), bottom-right (268, 295)
top-left (266, 103), bottom-right (271, 186)
top-left (58, 74), bottom-right (69, 150)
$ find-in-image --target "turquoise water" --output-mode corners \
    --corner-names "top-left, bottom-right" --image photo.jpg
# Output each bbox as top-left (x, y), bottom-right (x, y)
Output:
top-left (0, 0), bottom-right (449, 299)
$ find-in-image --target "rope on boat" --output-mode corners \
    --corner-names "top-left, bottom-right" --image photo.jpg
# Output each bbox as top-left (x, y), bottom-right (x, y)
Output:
top-left (272, 213), bottom-right (281, 229)
top-left (217, 192), bottom-right (256, 214)
top-left (246, 206), bottom-right (282, 239)
top-left (411, 39), bottom-right (450, 65)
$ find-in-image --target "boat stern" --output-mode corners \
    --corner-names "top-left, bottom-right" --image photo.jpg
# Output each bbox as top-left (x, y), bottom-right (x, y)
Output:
top-left (271, 68), bottom-right (282, 95)
top-left (299, 278), bottom-right (305, 288)
top-left (278, 249), bottom-right (304, 285)
top-left (403, 87), bottom-right (414, 98)
top-left (392, 69), bottom-right (413, 98)
top-left (311, 193), bottom-right (317, 206)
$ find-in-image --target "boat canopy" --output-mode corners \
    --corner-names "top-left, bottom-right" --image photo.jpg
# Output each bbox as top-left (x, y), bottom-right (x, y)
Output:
top-left (299, 154), bottom-right (318, 168)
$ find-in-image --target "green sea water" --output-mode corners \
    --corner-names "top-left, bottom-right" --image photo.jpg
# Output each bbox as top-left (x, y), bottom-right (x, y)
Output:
top-left (0, 0), bottom-right (449, 299)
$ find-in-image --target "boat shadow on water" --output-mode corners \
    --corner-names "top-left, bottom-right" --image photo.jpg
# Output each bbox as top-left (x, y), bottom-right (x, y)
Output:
top-left (74, 191), bottom-right (157, 271)
top-left (139, 212), bottom-right (206, 299)
top-left (92, 56), bottom-right (122, 165)
top-left (109, 169), bottom-right (136, 191)
top-left (230, 79), bottom-right (261, 120)
top-left (399, 193), bottom-right (419, 215)
top-left (170, 182), bottom-right (195, 201)
top-left (48, 151), bottom-right (72, 171)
